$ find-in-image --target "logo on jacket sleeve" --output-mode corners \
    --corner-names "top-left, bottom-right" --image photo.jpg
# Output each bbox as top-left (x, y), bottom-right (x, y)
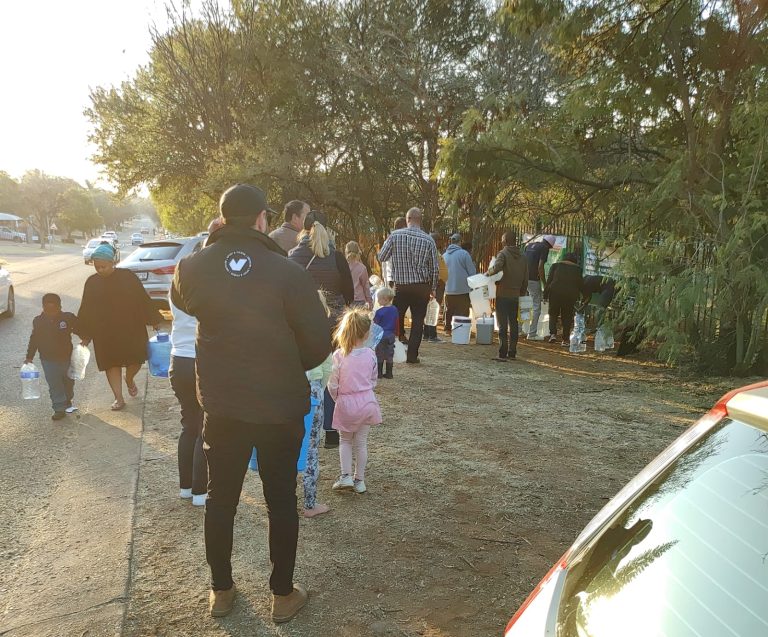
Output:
top-left (225, 251), bottom-right (252, 277)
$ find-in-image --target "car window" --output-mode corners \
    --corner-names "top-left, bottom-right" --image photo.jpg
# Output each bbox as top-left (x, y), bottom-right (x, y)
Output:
top-left (557, 418), bottom-right (768, 637)
top-left (87, 240), bottom-right (101, 248)
top-left (122, 243), bottom-right (183, 262)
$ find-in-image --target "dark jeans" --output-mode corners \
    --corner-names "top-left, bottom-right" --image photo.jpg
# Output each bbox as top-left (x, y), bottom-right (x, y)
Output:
top-left (445, 294), bottom-right (471, 333)
top-left (549, 294), bottom-right (578, 339)
top-left (495, 297), bottom-right (520, 358)
top-left (41, 359), bottom-right (74, 412)
top-left (170, 356), bottom-right (207, 495)
top-left (393, 283), bottom-right (430, 361)
top-left (203, 413), bottom-right (304, 595)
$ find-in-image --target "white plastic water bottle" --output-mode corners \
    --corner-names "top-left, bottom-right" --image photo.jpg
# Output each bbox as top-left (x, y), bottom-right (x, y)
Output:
top-left (20, 362), bottom-right (41, 399)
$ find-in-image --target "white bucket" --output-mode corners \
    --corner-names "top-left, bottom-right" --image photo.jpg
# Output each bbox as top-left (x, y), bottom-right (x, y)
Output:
top-left (451, 317), bottom-right (472, 345)
top-left (475, 316), bottom-right (494, 345)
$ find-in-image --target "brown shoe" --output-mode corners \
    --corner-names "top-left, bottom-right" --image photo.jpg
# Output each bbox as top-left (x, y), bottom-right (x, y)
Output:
top-left (272, 583), bottom-right (308, 623)
top-left (209, 584), bottom-right (236, 617)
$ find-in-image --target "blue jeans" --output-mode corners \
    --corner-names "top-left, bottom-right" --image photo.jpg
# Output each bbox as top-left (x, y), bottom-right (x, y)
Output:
top-left (495, 297), bottom-right (520, 358)
top-left (41, 359), bottom-right (74, 412)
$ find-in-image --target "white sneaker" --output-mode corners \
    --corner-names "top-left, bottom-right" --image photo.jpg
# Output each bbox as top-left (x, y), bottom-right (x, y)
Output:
top-left (192, 494), bottom-right (207, 507)
top-left (332, 475), bottom-right (354, 491)
top-left (528, 335), bottom-right (544, 341)
top-left (65, 405), bottom-right (78, 414)
top-left (180, 488), bottom-right (193, 499)
top-left (353, 479), bottom-right (367, 494)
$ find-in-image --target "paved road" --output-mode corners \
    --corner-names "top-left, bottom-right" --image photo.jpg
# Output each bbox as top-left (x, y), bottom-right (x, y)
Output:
top-left (0, 240), bottom-right (149, 636)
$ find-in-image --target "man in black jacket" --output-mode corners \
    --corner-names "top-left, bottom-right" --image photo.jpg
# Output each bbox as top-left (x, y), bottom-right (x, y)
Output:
top-left (171, 184), bottom-right (331, 624)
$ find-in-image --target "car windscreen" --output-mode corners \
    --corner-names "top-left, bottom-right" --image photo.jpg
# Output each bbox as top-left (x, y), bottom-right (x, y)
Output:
top-left (122, 243), bottom-right (183, 262)
top-left (557, 418), bottom-right (768, 637)
top-left (87, 240), bottom-right (101, 248)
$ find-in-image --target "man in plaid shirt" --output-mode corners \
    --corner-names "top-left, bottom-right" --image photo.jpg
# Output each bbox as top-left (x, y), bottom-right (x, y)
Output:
top-left (377, 207), bottom-right (439, 363)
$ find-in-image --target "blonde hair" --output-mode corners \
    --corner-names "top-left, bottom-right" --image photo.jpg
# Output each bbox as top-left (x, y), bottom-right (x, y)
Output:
top-left (298, 222), bottom-right (331, 258)
top-left (334, 308), bottom-right (372, 356)
top-left (345, 240), bottom-right (362, 262)
top-left (376, 286), bottom-right (395, 304)
top-left (317, 290), bottom-right (331, 317)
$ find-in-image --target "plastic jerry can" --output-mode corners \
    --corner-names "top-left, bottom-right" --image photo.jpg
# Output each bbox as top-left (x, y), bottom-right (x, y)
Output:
top-left (148, 332), bottom-right (172, 378)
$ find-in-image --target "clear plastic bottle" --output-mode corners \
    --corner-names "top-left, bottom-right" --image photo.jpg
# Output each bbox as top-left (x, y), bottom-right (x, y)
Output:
top-left (595, 328), bottom-right (607, 352)
top-left (425, 299), bottom-right (440, 327)
top-left (20, 362), bottom-right (41, 400)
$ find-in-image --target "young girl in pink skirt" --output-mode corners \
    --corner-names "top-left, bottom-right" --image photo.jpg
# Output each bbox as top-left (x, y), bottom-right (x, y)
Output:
top-left (328, 308), bottom-right (382, 494)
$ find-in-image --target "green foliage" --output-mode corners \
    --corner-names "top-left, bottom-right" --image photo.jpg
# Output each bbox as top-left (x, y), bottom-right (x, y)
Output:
top-left (57, 188), bottom-right (103, 237)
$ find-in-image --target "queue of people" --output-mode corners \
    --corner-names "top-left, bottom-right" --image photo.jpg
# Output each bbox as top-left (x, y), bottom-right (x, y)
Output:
top-left (21, 181), bottom-right (622, 627)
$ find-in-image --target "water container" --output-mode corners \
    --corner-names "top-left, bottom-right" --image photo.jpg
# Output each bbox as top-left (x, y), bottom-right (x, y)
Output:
top-left (365, 323), bottom-right (384, 349)
top-left (249, 395), bottom-right (321, 473)
top-left (147, 332), bottom-right (172, 378)
top-left (451, 317), bottom-right (472, 344)
top-left (469, 288), bottom-right (492, 317)
top-left (393, 339), bottom-right (407, 363)
top-left (425, 299), bottom-right (440, 327)
top-left (68, 344), bottom-right (91, 381)
top-left (519, 296), bottom-right (533, 311)
top-left (595, 328), bottom-right (607, 352)
top-left (537, 314), bottom-right (550, 338)
top-left (569, 331), bottom-right (587, 353)
top-left (475, 315), bottom-right (494, 345)
top-left (605, 330), bottom-right (615, 349)
top-left (20, 362), bottom-right (41, 400)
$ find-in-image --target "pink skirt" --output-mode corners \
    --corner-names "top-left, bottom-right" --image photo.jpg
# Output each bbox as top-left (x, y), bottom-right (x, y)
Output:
top-left (332, 391), bottom-right (382, 432)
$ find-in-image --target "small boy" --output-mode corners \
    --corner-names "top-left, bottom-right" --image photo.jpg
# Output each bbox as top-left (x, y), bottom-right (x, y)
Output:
top-left (373, 287), bottom-right (399, 379)
top-left (25, 293), bottom-right (81, 420)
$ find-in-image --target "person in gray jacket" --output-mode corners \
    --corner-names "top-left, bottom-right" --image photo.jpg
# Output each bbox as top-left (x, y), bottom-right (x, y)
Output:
top-left (442, 234), bottom-right (476, 334)
top-left (269, 200), bottom-right (309, 253)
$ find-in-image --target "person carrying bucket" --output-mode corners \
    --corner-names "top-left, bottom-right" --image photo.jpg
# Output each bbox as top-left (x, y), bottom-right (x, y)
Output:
top-left (486, 231), bottom-right (529, 361)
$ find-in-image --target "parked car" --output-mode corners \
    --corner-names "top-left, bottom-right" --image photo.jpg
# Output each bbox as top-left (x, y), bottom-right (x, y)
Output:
top-left (141, 226), bottom-right (151, 235)
top-left (117, 237), bottom-right (204, 309)
top-left (83, 239), bottom-right (121, 265)
top-left (504, 380), bottom-right (768, 637)
top-left (0, 263), bottom-right (14, 318)
top-left (0, 228), bottom-right (26, 242)
top-left (131, 232), bottom-right (144, 246)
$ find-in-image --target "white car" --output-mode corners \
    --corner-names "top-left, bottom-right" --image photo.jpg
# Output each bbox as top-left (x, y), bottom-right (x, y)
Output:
top-left (117, 237), bottom-right (204, 309)
top-left (131, 232), bottom-right (144, 246)
top-left (83, 238), bottom-right (121, 265)
top-left (0, 264), bottom-right (14, 318)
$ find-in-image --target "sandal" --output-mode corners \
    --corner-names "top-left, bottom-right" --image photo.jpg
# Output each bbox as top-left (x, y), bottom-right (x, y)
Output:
top-left (111, 400), bottom-right (126, 411)
top-left (127, 383), bottom-right (139, 398)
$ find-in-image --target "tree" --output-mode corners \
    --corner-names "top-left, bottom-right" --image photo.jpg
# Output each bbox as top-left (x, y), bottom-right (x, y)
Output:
top-left (20, 170), bottom-right (79, 247)
top-left (441, 0), bottom-right (768, 373)
top-left (57, 187), bottom-right (103, 238)
top-left (0, 171), bottom-right (22, 214)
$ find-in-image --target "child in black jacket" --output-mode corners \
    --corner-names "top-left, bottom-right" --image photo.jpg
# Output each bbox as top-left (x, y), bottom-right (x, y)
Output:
top-left (25, 293), bottom-right (82, 420)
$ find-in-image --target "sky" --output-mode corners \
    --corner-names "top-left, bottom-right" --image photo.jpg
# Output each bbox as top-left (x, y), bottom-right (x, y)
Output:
top-left (0, 1), bottom-right (174, 188)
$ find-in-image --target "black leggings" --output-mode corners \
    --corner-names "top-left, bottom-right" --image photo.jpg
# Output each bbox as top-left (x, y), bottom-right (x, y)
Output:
top-left (170, 356), bottom-right (208, 495)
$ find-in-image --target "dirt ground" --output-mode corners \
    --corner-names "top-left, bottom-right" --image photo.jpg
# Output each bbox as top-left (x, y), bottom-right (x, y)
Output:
top-left (122, 333), bottom-right (738, 637)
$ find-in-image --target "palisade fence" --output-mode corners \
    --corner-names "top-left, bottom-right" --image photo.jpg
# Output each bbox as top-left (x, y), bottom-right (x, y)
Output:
top-left (476, 218), bottom-right (768, 349)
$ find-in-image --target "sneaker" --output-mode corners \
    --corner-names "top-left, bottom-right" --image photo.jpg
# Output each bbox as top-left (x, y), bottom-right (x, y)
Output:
top-left (528, 334), bottom-right (544, 341)
top-left (65, 405), bottom-right (78, 414)
top-left (384, 371), bottom-right (394, 379)
top-left (209, 584), bottom-right (236, 617)
top-left (180, 488), bottom-right (193, 499)
top-left (272, 583), bottom-right (308, 624)
top-left (492, 357), bottom-right (508, 363)
top-left (192, 494), bottom-right (207, 507)
top-left (353, 479), bottom-right (367, 494)
top-left (430, 337), bottom-right (445, 343)
top-left (406, 358), bottom-right (421, 364)
top-left (561, 340), bottom-right (569, 347)
top-left (548, 335), bottom-right (558, 343)
top-left (332, 475), bottom-right (354, 491)
top-left (51, 411), bottom-right (66, 421)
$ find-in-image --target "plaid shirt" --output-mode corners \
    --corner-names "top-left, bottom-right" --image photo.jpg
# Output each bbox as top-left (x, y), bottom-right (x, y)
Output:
top-left (378, 227), bottom-right (439, 292)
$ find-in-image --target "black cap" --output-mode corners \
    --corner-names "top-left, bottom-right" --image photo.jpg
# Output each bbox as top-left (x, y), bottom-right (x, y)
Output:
top-left (219, 184), bottom-right (277, 220)
top-left (304, 209), bottom-right (328, 230)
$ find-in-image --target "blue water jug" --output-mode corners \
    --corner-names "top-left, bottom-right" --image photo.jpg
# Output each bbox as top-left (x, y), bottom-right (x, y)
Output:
top-left (147, 332), bottom-right (171, 377)
top-left (249, 395), bottom-right (320, 473)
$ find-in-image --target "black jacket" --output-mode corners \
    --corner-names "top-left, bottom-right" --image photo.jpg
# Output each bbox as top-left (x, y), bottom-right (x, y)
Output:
top-left (545, 260), bottom-right (583, 302)
top-left (287, 241), bottom-right (354, 315)
top-left (26, 311), bottom-right (82, 362)
top-left (171, 225), bottom-right (332, 424)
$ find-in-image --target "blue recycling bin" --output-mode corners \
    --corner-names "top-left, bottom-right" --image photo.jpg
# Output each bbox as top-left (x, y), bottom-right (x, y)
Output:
top-left (249, 394), bottom-right (320, 473)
